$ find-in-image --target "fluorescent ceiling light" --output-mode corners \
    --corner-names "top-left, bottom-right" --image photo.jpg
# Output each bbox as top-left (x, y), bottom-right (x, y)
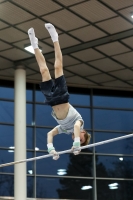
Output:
top-left (24, 45), bottom-right (42, 54)
top-left (9, 146), bottom-right (15, 149)
top-left (108, 183), bottom-right (118, 187)
top-left (35, 147), bottom-right (39, 151)
top-left (8, 146), bottom-right (15, 153)
top-left (81, 186), bottom-right (92, 190)
top-left (8, 150), bottom-right (14, 153)
top-left (28, 170), bottom-right (33, 174)
top-left (109, 186), bottom-right (118, 190)
top-left (57, 169), bottom-right (66, 172)
top-left (57, 169), bottom-right (67, 175)
top-left (57, 171), bottom-right (67, 175)
top-left (31, 122), bottom-right (35, 126)
top-left (24, 46), bottom-right (34, 54)
top-left (130, 12), bottom-right (133, 18)
top-left (108, 183), bottom-right (118, 190)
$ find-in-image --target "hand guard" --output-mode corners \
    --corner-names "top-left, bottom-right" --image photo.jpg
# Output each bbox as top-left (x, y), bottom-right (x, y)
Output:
top-left (72, 141), bottom-right (81, 155)
top-left (48, 147), bottom-right (59, 160)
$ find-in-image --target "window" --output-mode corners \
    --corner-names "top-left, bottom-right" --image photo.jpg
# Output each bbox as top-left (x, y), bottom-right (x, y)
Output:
top-left (26, 103), bottom-right (33, 125)
top-left (36, 152), bottom-right (93, 177)
top-left (0, 125), bottom-right (14, 147)
top-left (96, 155), bottom-right (133, 178)
top-left (26, 127), bottom-right (34, 150)
top-left (94, 109), bottom-right (133, 131)
top-left (97, 180), bottom-right (133, 200)
top-left (26, 89), bottom-right (33, 101)
top-left (27, 176), bottom-right (34, 198)
top-left (69, 93), bottom-right (90, 106)
top-left (0, 174), bottom-right (14, 196)
top-left (76, 107), bottom-right (91, 129)
top-left (27, 151), bottom-right (34, 175)
top-left (95, 132), bottom-right (133, 154)
top-left (36, 90), bottom-right (45, 103)
top-left (0, 86), bottom-right (14, 99)
top-left (0, 80), bottom-right (133, 200)
top-left (0, 101), bottom-right (14, 123)
top-left (93, 95), bottom-right (133, 109)
top-left (36, 177), bottom-right (93, 199)
top-left (36, 105), bottom-right (57, 126)
top-left (0, 150), bottom-right (14, 173)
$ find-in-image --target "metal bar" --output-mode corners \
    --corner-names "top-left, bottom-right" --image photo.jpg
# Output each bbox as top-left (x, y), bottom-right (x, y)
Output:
top-left (0, 133), bottom-right (133, 168)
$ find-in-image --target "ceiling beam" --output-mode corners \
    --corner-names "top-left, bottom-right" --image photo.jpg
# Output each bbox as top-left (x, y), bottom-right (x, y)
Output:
top-left (15, 28), bottom-right (133, 65)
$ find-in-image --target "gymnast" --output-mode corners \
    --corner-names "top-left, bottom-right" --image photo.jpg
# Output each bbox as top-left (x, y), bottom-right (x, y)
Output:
top-left (28, 23), bottom-right (91, 160)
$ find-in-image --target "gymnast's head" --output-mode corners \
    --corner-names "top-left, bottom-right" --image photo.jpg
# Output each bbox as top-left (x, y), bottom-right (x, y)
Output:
top-left (72, 130), bottom-right (91, 146)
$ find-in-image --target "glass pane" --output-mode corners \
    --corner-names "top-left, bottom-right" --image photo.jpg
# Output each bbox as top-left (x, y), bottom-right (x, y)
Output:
top-left (0, 86), bottom-right (14, 99)
top-left (26, 89), bottom-right (33, 101)
top-left (97, 180), bottom-right (133, 200)
top-left (94, 109), bottom-right (133, 131)
top-left (27, 151), bottom-right (34, 175)
top-left (0, 150), bottom-right (14, 173)
top-left (0, 174), bottom-right (14, 196)
top-left (36, 90), bottom-right (45, 103)
top-left (96, 155), bottom-right (133, 178)
top-left (69, 93), bottom-right (90, 106)
top-left (36, 128), bottom-right (50, 150)
top-left (0, 101), bottom-right (14, 123)
top-left (36, 152), bottom-right (93, 177)
top-left (0, 125), bottom-right (14, 147)
top-left (27, 127), bottom-right (34, 149)
top-left (94, 95), bottom-right (133, 109)
top-left (36, 128), bottom-right (72, 151)
top-left (36, 105), bottom-right (57, 126)
top-left (26, 103), bottom-right (33, 125)
top-left (76, 107), bottom-right (91, 129)
top-left (95, 132), bottom-right (133, 154)
top-left (27, 176), bottom-right (34, 198)
top-left (36, 177), bottom-right (93, 199)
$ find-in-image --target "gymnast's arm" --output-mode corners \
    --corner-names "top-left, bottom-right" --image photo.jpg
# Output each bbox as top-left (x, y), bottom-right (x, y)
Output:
top-left (72, 120), bottom-right (82, 155)
top-left (47, 127), bottom-right (59, 144)
top-left (73, 120), bottom-right (82, 138)
top-left (47, 127), bottom-right (59, 160)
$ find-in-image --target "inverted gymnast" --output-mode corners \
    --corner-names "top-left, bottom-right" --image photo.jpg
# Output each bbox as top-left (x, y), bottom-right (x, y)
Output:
top-left (28, 23), bottom-right (91, 160)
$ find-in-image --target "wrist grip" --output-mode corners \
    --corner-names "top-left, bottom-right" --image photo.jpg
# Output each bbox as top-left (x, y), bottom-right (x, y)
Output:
top-left (73, 141), bottom-right (80, 148)
top-left (48, 146), bottom-right (55, 153)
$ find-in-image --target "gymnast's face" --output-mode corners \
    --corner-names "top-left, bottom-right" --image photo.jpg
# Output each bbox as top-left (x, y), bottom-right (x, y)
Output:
top-left (72, 131), bottom-right (85, 144)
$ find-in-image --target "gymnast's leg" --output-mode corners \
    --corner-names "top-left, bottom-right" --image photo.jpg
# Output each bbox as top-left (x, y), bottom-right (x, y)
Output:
top-left (45, 23), bottom-right (63, 79)
top-left (28, 28), bottom-right (51, 82)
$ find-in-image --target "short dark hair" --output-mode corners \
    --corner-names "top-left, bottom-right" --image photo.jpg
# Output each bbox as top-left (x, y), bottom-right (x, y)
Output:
top-left (81, 130), bottom-right (91, 146)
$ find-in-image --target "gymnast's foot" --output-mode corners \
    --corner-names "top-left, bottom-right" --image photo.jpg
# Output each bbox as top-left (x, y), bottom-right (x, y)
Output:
top-left (28, 28), bottom-right (38, 49)
top-left (45, 23), bottom-right (58, 43)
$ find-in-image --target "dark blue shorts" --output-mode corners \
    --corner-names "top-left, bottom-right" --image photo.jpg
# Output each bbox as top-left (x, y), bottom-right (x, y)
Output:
top-left (40, 75), bottom-right (69, 106)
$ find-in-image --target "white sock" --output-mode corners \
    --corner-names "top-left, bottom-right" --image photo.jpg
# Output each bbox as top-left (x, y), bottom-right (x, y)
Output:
top-left (28, 28), bottom-right (38, 49)
top-left (74, 137), bottom-right (80, 142)
top-left (47, 143), bottom-right (53, 148)
top-left (45, 23), bottom-right (58, 43)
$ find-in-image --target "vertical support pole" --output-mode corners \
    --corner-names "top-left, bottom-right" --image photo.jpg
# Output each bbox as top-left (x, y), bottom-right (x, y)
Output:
top-left (90, 89), bottom-right (97, 200)
top-left (33, 84), bottom-right (36, 198)
top-left (14, 66), bottom-right (26, 200)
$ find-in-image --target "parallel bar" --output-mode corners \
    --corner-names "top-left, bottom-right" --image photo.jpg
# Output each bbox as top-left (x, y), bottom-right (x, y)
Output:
top-left (0, 133), bottom-right (133, 168)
